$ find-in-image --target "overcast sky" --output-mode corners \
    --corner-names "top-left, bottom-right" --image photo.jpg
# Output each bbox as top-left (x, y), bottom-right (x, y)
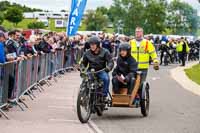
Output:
top-left (2, 0), bottom-right (200, 12)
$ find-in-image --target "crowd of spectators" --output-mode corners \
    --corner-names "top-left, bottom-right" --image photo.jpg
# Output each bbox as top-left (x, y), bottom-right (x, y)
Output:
top-left (0, 27), bottom-right (199, 66)
top-left (0, 27), bottom-right (199, 106)
top-left (0, 29), bottom-right (132, 65)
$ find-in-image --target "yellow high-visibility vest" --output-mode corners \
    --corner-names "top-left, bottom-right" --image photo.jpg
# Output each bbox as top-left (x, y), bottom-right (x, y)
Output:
top-left (176, 42), bottom-right (182, 52)
top-left (176, 41), bottom-right (190, 53)
top-left (130, 39), bottom-right (158, 69)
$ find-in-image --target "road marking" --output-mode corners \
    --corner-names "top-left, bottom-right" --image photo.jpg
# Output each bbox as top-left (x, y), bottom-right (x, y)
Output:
top-left (151, 77), bottom-right (160, 81)
top-left (48, 106), bottom-right (74, 109)
top-left (88, 121), bottom-right (104, 133)
top-left (48, 119), bottom-right (79, 123)
top-left (48, 119), bottom-right (97, 133)
top-left (49, 96), bottom-right (74, 100)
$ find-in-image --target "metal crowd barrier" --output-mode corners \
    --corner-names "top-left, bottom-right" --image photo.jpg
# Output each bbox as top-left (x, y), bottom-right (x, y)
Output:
top-left (0, 48), bottom-right (83, 119)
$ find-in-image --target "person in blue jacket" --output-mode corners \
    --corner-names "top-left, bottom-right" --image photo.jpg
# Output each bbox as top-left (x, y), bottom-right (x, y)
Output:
top-left (0, 32), bottom-right (6, 63)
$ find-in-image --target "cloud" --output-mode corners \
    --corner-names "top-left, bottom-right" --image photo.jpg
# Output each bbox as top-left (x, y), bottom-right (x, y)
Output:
top-left (1, 0), bottom-right (199, 12)
top-left (3, 0), bottom-right (113, 11)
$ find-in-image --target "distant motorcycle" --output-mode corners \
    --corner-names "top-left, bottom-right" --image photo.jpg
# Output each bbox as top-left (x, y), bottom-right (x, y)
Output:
top-left (163, 51), bottom-right (170, 66)
top-left (188, 47), bottom-right (199, 61)
top-left (171, 48), bottom-right (178, 63)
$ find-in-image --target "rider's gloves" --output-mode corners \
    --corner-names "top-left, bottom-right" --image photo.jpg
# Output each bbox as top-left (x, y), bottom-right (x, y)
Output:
top-left (80, 72), bottom-right (86, 78)
top-left (105, 67), bottom-right (111, 72)
top-left (80, 67), bottom-right (86, 78)
top-left (153, 61), bottom-right (159, 70)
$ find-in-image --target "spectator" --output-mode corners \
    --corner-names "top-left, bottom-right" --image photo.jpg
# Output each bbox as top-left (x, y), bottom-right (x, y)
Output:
top-left (114, 38), bottom-right (120, 57)
top-left (38, 35), bottom-right (52, 53)
top-left (5, 30), bottom-right (22, 61)
top-left (84, 36), bottom-right (91, 52)
top-left (102, 36), bottom-right (113, 53)
top-left (0, 26), bottom-right (6, 32)
top-left (0, 32), bottom-right (6, 63)
top-left (48, 37), bottom-right (57, 50)
top-left (19, 39), bottom-right (36, 56)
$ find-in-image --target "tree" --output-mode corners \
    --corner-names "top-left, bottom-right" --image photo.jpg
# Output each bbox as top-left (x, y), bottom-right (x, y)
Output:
top-left (96, 6), bottom-right (108, 15)
top-left (143, 0), bottom-right (167, 34)
top-left (109, 0), bottom-right (146, 35)
top-left (167, 0), bottom-right (199, 35)
top-left (0, 1), bottom-right (42, 12)
top-left (27, 21), bottom-right (45, 29)
top-left (123, 0), bottom-right (145, 35)
top-left (107, 0), bottom-right (199, 35)
top-left (85, 10), bottom-right (108, 31)
top-left (4, 7), bottom-right (23, 26)
top-left (0, 13), bottom-right (4, 25)
top-left (0, 1), bottom-right (11, 11)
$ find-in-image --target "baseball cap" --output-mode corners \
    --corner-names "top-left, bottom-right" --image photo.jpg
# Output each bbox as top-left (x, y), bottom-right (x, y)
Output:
top-left (0, 32), bottom-right (5, 38)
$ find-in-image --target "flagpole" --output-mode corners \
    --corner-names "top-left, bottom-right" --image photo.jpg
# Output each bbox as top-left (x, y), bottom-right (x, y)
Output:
top-left (66, 0), bottom-right (73, 36)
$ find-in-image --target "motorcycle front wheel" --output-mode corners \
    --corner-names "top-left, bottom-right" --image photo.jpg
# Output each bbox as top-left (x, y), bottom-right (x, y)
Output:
top-left (77, 89), bottom-right (91, 123)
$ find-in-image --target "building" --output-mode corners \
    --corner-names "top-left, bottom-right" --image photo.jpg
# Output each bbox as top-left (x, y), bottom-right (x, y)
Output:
top-left (23, 12), bottom-right (69, 19)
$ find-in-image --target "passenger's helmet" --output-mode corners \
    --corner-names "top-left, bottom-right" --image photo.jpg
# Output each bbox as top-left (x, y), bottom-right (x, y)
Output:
top-left (88, 36), bottom-right (100, 47)
top-left (119, 43), bottom-right (131, 56)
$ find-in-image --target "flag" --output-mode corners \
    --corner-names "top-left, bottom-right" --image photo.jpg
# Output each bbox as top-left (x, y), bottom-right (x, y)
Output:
top-left (67, 0), bottom-right (87, 36)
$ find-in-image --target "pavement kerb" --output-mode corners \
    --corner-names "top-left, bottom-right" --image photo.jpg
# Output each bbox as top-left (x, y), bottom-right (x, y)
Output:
top-left (170, 61), bottom-right (200, 96)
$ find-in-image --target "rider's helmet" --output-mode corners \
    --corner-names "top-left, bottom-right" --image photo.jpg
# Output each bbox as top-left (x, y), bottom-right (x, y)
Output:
top-left (119, 43), bottom-right (131, 56)
top-left (161, 41), bottom-right (166, 45)
top-left (88, 36), bottom-right (101, 47)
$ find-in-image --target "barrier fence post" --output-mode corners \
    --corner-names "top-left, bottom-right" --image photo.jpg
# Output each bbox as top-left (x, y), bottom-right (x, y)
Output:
top-left (0, 64), bottom-right (9, 119)
top-left (199, 44), bottom-right (200, 64)
top-left (0, 46), bottom-right (86, 119)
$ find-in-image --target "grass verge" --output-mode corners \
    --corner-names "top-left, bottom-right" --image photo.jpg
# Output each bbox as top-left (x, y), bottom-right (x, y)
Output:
top-left (185, 64), bottom-right (200, 85)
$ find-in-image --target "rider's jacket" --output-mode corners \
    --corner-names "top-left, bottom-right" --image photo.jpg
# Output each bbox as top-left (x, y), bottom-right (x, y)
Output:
top-left (112, 55), bottom-right (138, 82)
top-left (130, 39), bottom-right (158, 69)
top-left (159, 44), bottom-right (170, 52)
top-left (176, 41), bottom-right (190, 53)
top-left (167, 42), bottom-right (175, 49)
top-left (81, 48), bottom-right (114, 71)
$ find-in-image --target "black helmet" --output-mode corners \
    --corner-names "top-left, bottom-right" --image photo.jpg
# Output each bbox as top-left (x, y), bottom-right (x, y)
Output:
top-left (88, 36), bottom-right (100, 47)
top-left (119, 43), bottom-right (131, 55)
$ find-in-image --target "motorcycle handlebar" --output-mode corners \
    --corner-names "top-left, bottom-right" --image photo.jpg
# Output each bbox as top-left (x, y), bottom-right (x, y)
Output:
top-left (87, 68), bottom-right (106, 74)
top-left (80, 68), bottom-right (106, 76)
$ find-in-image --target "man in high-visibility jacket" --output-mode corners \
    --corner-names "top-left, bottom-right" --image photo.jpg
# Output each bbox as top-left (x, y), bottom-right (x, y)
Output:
top-left (176, 37), bottom-right (190, 66)
top-left (130, 27), bottom-right (159, 82)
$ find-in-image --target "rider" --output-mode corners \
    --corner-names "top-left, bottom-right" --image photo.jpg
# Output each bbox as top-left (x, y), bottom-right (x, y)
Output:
top-left (130, 27), bottom-right (159, 83)
top-left (159, 41), bottom-right (173, 65)
top-left (112, 43), bottom-right (138, 95)
top-left (80, 36), bottom-right (114, 98)
top-left (176, 37), bottom-right (190, 66)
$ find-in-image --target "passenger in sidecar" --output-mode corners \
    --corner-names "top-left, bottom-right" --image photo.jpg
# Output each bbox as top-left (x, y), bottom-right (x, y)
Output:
top-left (112, 43), bottom-right (138, 95)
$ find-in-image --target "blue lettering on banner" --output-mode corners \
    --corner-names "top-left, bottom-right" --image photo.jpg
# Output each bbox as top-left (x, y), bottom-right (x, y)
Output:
top-left (67, 0), bottom-right (87, 36)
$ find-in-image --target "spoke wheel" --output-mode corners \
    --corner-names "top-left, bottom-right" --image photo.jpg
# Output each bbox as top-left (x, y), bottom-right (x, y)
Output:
top-left (77, 89), bottom-right (91, 123)
top-left (140, 83), bottom-right (150, 117)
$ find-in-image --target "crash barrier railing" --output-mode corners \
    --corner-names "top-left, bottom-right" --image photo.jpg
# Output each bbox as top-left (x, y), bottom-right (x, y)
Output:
top-left (0, 48), bottom-right (83, 119)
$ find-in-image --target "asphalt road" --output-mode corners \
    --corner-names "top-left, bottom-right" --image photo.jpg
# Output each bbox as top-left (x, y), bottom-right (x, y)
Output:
top-left (91, 65), bottom-right (200, 133)
top-left (1, 65), bottom-right (200, 133)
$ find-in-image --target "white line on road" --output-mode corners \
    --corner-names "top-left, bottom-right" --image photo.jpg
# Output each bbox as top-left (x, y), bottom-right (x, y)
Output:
top-left (88, 121), bottom-right (104, 133)
top-left (49, 96), bottom-right (74, 100)
top-left (48, 106), bottom-right (74, 109)
top-left (48, 119), bottom-right (79, 123)
top-left (48, 119), bottom-right (97, 133)
top-left (151, 77), bottom-right (161, 81)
